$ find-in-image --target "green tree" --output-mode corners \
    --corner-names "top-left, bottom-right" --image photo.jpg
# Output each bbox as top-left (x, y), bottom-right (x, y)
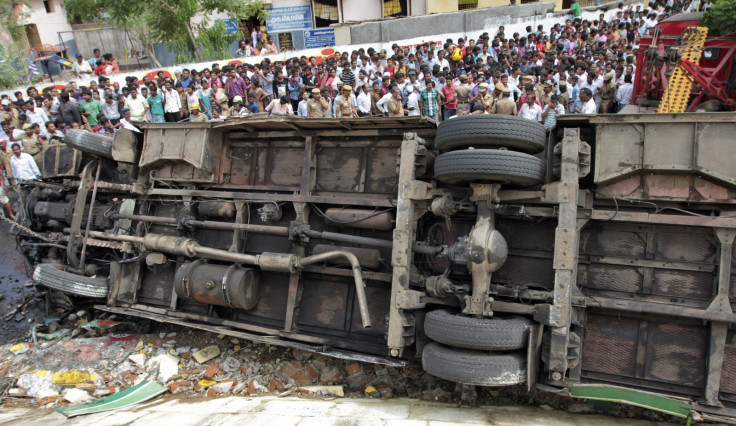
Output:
top-left (0, 1), bottom-right (32, 89)
top-left (0, 46), bottom-right (28, 89)
top-left (64, 0), bottom-right (269, 66)
top-left (701, 0), bottom-right (736, 36)
top-left (64, 0), bottom-right (164, 67)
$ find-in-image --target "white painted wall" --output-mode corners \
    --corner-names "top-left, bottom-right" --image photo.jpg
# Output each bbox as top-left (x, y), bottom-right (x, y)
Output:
top-left (20, 0), bottom-right (74, 45)
top-left (410, 0), bottom-right (427, 16)
top-left (342, 0), bottom-right (381, 22)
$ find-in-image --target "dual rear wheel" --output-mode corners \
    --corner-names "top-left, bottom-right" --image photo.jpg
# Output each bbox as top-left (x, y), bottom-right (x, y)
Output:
top-left (422, 115), bottom-right (546, 385)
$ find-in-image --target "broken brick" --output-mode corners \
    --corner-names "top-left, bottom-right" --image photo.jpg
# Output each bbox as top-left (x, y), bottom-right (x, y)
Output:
top-left (74, 383), bottom-right (96, 391)
top-left (268, 379), bottom-right (284, 393)
top-left (319, 366), bottom-right (344, 384)
top-left (169, 381), bottom-right (192, 394)
top-left (203, 364), bottom-right (219, 379)
top-left (37, 395), bottom-right (59, 406)
top-left (206, 387), bottom-right (216, 397)
top-left (304, 364), bottom-right (319, 382)
top-left (344, 362), bottom-right (362, 377)
top-left (278, 363), bottom-right (301, 379)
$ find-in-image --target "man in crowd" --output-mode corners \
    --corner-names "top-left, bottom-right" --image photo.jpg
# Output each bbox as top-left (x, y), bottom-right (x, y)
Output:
top-left (189, 103), bottom-right (208, 122)
top-left (80, 90), bottom-right (102, 127)
top-left (73, 52), bottom-right (94, 81)
top-left (495, 88), bottom-right (517, 115)
top-left (147, 86), bottom-right (165, 123)
top-left (615, 74), bottom-right (634, 112)
top-left (10, 142), bottom-right (41, 181)
top-left (125, 89), bottom-right (149, 122)
top-left (519, 94), bottom-right (542, 122)
top-left (541, 94), bottom-right (565, 131)
top-left (163, 81), bottom-right (182, 122)
top-left (386, 86), bottom-right (404, 117)
top-left (265, 96), bottom-right (294, 115)
top-left (419, 80), bottom-right (441, 121)
top-left (574, 88), bottom-right (598, 114)
top-left (334, 86), bottom-right (357, 118)
top-left (307, 89), bottom-right (329, 118)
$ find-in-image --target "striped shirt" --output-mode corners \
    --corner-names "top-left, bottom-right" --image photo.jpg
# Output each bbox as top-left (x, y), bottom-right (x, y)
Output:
top-left (420, 88), bottom-right (440, 117)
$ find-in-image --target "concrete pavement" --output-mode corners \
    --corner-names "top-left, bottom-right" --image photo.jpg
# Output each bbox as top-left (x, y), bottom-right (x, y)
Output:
top-left (0, 395), bottom-right (672, 426)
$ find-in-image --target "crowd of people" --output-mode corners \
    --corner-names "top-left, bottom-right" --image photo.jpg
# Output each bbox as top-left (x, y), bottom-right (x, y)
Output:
top-left (0, 0), bottom-right (700, 209)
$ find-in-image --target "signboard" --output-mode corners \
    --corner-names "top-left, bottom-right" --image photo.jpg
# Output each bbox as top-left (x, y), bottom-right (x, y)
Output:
top-left (304, 28), bottom-right (335, 49)
top-left (266, 5), bottom-right (313, 33)
top-left (277, 32), bottom-right (294, 51)
top-left (219, 19), bottom-right (240, 35)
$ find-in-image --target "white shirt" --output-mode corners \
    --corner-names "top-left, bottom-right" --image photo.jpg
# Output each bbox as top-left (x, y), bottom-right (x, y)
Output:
top-left (11, 152), bottom-right (41, 181)
top-left (25, 108), bottom-right (49, 129)
top-left (375, 93), bottom-right (393, 114)
top-left (519, 103), bottom-right (542, 122)
top-left (581, 98), bottom-right (597, 114)
top-left (356, 91), bottom-right (372, 114)
top-left (406, 92), bottom-right (420, 116)
top-left (72, 60), bottom-right (93, 80)
top-left (297, 99), bottom-right (308, 117)
top-left (615, 83), bottom-right (633, 105)
top-left (119, 118), bottom-right (140, 133)
top-left (163, 88), bottom-right (181, 113)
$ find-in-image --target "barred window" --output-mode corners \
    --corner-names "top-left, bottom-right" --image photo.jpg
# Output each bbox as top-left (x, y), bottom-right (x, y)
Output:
top-left (383, 0), bottom-right (407, 17)
top-left (313, 0), bottom-right (339, 28)
top-left (458, 0), bottom-right (478, 9)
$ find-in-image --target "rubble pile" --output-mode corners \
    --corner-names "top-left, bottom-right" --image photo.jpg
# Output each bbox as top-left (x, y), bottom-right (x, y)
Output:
top-left (1, 316), bottom-right (522, 410)
top-left (0, 310), bottom-right (675, 423)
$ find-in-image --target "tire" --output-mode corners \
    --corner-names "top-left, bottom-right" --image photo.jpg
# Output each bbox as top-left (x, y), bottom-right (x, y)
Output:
top-left (422, 342), bottom-right (526, 386)
top-left (64, 130), bottom-right (114, 159)
top-left (33, 263), bottom-right (109, 298)
top-left (434, 149), bottom-right (546, 186)
top-left (424, 310), bottom-right (532, 351)
top-left (435, 115), bottom-right (546, 154)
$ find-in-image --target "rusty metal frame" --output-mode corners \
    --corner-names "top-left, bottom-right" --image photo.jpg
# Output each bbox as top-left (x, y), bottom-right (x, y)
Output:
top-left (703, 228), bottom-right (735, 405)
top-left (386, 132), bottom-right (432, 357)
top-left (546, 128), bottom-right (589, 383)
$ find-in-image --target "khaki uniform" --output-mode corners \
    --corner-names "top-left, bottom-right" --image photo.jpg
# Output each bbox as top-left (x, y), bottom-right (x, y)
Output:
top-left (534, 83), bottom-right (546, 102)
top-left (21, 135), bottom-right (42, 168)
top-left (370, 92), bottom-right (381, 115)
top-left (540, 91), bottom-right (553, 106)
top-left (481, 94), bottom-right (497, 114)
top-left (386, 96), bottom-right (404, 117)
top-left (454, 84), bottom-right (471, 113)
top-left (307, 99), bottom-right (326, 118)
top-left (495, 98), bottom-right (517, 116)
top-left (0, 147), bottom-right (13, 180)
top-left (558, 92), bottom-right (571, 112)
top-left (179, 92), bottom-right (189, 116)
top-left (189, 112), bottom-right (208, 122)
top-left (227, 106), bottom-right (245, 117)
top-left (334, 95), bottom-right (354, 118)
top-left (600, 82), bottom-right (616, 113)
top-left (1, 109), bottom-right (19, 129)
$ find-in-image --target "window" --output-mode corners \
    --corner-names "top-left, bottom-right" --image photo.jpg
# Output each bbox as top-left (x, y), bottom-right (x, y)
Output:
top-left (702, 47), bottom-right (720, 60)
top-left (313, 0), bottom-right (339, 28)
top-left (43, 0), bottom-right (54, 13)
top-left (458, 0), bottom-right (478, 10)
top-left (383, 0), bottom-right (407, 17)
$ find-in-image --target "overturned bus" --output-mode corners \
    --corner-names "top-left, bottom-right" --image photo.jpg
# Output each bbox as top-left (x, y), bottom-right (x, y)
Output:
top-left (16, 112), bottom-right (736, 422)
